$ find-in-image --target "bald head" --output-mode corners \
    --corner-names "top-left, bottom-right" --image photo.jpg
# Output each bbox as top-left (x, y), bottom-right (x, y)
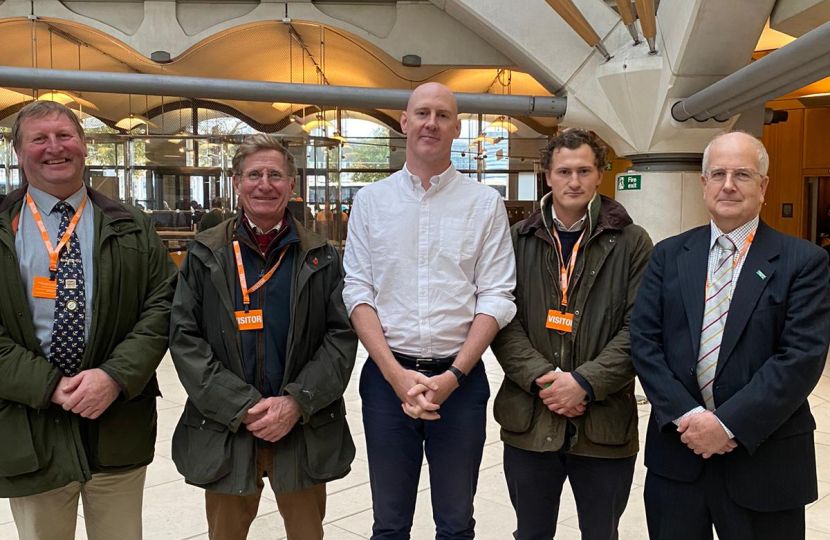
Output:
top-left (401, 83), bottom-right (461, 175)
top-left (406, 82), bottom-right (458, 116)
top-left (702, 131), bottom-right (769, 176)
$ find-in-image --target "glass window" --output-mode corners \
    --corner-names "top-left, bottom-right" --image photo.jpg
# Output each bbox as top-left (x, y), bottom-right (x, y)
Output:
top-left (517, 171), bottom-right (537, 201)
top-left (0, 136), bottom-right (9, 195)
top-left (340, 119), bottom-right (391, 187)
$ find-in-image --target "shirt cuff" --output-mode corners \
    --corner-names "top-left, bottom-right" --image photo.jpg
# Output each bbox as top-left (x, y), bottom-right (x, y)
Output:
top-left (475, 296), bottom-right (517, 329)
top-left (342, 287), bottom-right (376, 317)
top-left (673, 406), bottom-right (705, 426)
top-left (713, 413), bottom-right (735, 439)
top-left (571, 372), bottom-right (595, 402)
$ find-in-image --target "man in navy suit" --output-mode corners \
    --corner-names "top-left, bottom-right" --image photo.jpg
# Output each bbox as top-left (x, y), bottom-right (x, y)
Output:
top-left (631, 131), bottom-right (830, 540)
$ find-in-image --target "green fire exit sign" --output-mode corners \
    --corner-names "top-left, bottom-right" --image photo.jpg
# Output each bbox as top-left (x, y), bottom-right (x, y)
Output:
top-left (617, 174), bottom-right (641, 191)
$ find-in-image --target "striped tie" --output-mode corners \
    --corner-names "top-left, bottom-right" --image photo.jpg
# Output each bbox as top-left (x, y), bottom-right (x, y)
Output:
top-left (697, 235), bottom-right (736, 410)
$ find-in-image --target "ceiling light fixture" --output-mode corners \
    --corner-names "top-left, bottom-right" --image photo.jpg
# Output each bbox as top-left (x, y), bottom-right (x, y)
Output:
top-left (303, 117), bottom-right (335, 133)
top-left (37, 91), bottom-right (98, 110)
top-left (484, 116), bottom-right (519, 133)
top-left (115, 114), bottom-right (156, 131)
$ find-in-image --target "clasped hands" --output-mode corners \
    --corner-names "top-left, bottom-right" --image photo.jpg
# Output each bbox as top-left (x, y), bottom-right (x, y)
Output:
top-left (50, 368), bottom-right (121, 420)
top-left (242, 396), bottom-right (302, 443)
top-left (678, 410), bottom-right (738, 459)
top-left (535, 370), bottom-right (588, 417)
top-left (391, 367), bottom-right (457, 420)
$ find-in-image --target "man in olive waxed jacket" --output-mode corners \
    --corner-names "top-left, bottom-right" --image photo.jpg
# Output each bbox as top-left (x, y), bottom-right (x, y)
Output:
top-left (492, 129), bottom-right (652, 540)
top-left (0, 101), bottom-right (176, 540)
top-left (170, 134), bottom-right (357, 540)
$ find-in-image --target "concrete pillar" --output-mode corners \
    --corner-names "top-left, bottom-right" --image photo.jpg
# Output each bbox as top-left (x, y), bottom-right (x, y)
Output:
top-left (614, 154), bottom-right (710, 242)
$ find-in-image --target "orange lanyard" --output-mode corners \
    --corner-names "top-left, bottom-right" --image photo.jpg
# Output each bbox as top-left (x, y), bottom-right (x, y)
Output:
top-left (232, 241), bottom-right (290, 311)
top-left (551, 228), bottom-right (586, 308)
top-left (706, 230), bottom-right (756, 299)
top-left (26, 192), bottom-right (88, 279)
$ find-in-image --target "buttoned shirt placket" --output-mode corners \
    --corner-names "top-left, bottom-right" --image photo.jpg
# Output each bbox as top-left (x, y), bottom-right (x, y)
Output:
top-left (412, 173), bottom-right (435, 358)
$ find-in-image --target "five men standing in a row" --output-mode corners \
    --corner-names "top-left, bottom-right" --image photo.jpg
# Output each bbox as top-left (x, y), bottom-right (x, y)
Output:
top-left (0, 88), bottom-right (827, 540)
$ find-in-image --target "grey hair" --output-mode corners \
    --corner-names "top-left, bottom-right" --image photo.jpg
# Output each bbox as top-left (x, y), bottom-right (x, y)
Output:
top-left (702, 131), bottom-right (769, 176)
top-left (231, 133), bottom-right (297, 177)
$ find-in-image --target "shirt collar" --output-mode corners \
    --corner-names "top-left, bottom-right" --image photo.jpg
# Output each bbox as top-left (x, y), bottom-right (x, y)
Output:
top-left (245, 214), bottom-right (283, 234)
top-left (27, 184), bottom-right (88, 216)
top-left (402, 163), bottom-right (458, 193)
top-left (709, 215), bottom-right (759, 250)
top-left (549, 193), bottom-right (594, 233)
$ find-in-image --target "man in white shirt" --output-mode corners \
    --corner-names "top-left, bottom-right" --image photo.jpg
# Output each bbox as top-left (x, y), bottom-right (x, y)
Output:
top-left (343, 82), bottom-right (516, 539)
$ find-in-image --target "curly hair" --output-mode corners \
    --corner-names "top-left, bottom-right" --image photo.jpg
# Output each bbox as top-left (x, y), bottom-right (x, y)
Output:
top-left (540, 128), bottom-right (608, 173)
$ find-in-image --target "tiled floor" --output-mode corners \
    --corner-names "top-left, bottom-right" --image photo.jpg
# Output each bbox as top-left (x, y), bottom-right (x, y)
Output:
top-left (2, 347), bottom-right (830, 539)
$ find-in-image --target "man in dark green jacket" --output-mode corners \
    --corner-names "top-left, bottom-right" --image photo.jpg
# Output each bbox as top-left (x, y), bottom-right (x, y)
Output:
top-left (170, 134), bottom-right (357, 540)
top-left (492, 129), bottom-right (653, 540)
top-left (0, 101), bottom-right (176, 540)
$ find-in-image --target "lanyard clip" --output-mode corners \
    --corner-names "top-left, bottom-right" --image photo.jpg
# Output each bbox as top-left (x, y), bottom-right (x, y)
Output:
top-left (49, 270), bottom-right (56, 281)
top-left (244, 304), bottom-right (250, 313)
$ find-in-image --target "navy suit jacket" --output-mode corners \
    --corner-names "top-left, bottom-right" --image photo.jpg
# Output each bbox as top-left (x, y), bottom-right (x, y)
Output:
top-left (631, 219), bottom-right (830, 512)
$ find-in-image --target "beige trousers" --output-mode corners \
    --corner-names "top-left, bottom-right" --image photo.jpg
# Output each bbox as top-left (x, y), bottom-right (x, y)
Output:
top-left (205, 446), bottom-right (326, 540)
top-left (9, 466), bottom-right (147, 540)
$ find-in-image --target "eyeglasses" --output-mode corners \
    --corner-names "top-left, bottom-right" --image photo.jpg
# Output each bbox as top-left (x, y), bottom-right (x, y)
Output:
top-left (239, 169), bottom-right (291, 183)
top-left (704, 168), bottom-right (762, 184)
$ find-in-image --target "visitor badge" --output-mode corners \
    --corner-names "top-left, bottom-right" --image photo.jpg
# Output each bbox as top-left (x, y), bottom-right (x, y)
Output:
top-left (235, 309), bottom-right (264, 331)
top-left (32, 276), bottom-right (57, 299)
top-left (545, 310), bottom-right (573, 333)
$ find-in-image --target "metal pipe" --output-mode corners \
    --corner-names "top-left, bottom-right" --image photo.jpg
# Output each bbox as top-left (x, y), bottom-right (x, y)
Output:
top-left (615, 0), bottom-right (641, 45)
top-left (679, 53), bottom-right (830, 121)
top-left (764, 108), bottom-right (788, 125)
top-left (672, 20), bottom-right (830, 122)
top-left (711, 55), bottom-right (830, 121)
top-left (0, 66), bottom-right (567, 118)
top-left (543, 0), bottom-right (612, 61)
top-left (633, 0), bottom-right (657, 54)
top-left (713, 65), bottom-right (830, 121)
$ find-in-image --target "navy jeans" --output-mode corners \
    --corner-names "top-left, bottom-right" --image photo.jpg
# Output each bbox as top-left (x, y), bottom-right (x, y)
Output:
top-left (360, 358), bottom-right (490, 540)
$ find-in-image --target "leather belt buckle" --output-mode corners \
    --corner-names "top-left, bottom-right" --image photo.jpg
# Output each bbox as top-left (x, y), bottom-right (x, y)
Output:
top-left (415, 358), bottom-right (433, 373)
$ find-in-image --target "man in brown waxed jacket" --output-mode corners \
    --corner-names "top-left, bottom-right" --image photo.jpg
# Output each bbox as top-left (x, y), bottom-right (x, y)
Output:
top-left (491, 128), bottom-right (653, 540)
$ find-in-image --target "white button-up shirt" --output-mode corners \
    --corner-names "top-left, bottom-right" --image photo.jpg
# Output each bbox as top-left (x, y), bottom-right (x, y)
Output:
top-left (343, 164), bottom-right (516, 358)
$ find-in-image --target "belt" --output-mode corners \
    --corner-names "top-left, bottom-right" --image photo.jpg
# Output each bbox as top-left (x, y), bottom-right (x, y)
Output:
top-left (392, 352), bottom-right (456, 374)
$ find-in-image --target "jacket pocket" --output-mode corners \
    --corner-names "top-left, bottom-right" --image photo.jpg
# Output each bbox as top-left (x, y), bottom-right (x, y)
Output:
top-left (0, 401), bottom-right (39, 477)
top-left (171, 404), bottom-right (234, 485)
top-left (302, 400), bottom-right (355, 481)
top-left (493, 379), bottom-right (535, 434)
top-left (96, 393), bottom-right (158, 466)
top-left (583, 389), bottom-right (637, 445)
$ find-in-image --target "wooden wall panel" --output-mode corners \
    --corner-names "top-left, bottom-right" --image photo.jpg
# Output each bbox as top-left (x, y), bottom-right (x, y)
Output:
top-left (761, 108), bottom-right (805, 238)
top-left (803, 108), bottom-right (830, 170)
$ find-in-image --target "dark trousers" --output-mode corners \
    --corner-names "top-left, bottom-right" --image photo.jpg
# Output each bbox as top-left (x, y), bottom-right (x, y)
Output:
top-left (503, 444), bottom-right (636, 540)
top-left (644, 461), bottom-right (805, 540)
top-left (360, 358), bottom-right (490, 540)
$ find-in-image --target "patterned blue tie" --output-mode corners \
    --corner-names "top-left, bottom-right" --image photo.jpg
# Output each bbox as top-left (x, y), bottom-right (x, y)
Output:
top-left (49, 201), bottom-right (86, 376)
